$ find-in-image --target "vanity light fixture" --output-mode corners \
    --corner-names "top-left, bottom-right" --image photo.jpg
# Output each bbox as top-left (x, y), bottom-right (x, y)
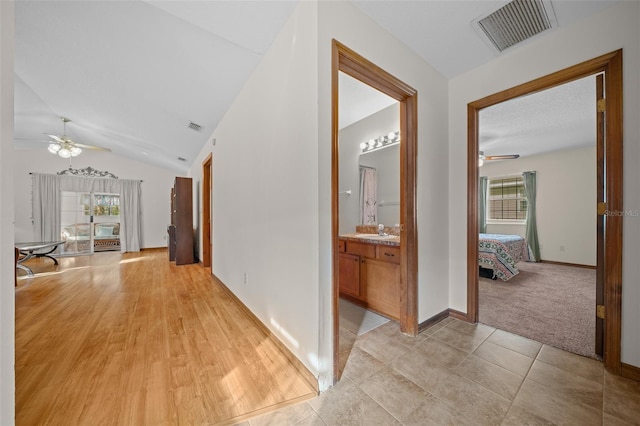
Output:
top-left (360, 131), bottom-right (400, 154)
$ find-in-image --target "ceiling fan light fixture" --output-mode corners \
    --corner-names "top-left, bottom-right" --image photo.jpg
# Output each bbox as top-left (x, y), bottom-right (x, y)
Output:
top-left (58, 147), bottom-right (72, 158)
top-left (48, 143), bottom-right (61, 154)
top-left (70, 146), bottom-right (82, 156)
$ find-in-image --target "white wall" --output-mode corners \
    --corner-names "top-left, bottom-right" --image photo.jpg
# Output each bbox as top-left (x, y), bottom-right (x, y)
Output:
top-left (189, 0), bottom-right (322, 380)
top-left (318, 1), bottom-right (450, 337)
top-left (0, 1), bottom-right (15, 422)
top-left (338, 103), bottom-right (399, 234)
top-left (13, 149), bottom-right (177, 249)
top-left (449, 1), bottom-right (640, 367)
top-left (482, 146), bottom-right (596, 266)
top-left (189, 0), bottom-right (450, 389)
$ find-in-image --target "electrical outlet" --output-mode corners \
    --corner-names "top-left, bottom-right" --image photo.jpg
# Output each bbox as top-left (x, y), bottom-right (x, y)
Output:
top-left (243, 272), bottom-right (248, 284)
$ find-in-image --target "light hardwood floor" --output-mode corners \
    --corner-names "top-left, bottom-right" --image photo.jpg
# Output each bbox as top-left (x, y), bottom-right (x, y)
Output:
top-left (15, 249), bottom-right (316, 425)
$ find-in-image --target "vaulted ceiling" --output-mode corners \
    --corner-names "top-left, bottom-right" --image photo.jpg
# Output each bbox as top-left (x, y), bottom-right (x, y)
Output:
top-left (14, 1), bottom-right (619, 172)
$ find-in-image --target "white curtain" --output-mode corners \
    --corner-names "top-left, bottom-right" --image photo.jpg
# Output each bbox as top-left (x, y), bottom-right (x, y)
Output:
top-left (32, 173), bottom-right (61, 242)
top-left (32, 174), bottom-right (142, 252)
top-left (119, 179), bottom-right (142, 252)
top-left (360, 166), bottom-right (377, 225)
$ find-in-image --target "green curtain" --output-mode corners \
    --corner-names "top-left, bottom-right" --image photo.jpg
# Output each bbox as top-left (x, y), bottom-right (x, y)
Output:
top-left (478, 176), bottom-right (488, 233)
top-left (522, 171), bottom-right (541, 261)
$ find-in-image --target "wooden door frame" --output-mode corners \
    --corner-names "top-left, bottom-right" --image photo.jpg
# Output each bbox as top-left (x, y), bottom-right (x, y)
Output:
top-left (202, 153), bottom-right (212, 269)
top-left (466, 50), bottom-right (623, 373)
top-left (332, 39), bottom-right (418, 383)
top-left (596, 73), bottom-right (605, 358)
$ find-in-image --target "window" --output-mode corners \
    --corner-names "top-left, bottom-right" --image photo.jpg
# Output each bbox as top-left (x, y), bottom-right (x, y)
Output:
top-left (488, 176), bottom-right (527, 221)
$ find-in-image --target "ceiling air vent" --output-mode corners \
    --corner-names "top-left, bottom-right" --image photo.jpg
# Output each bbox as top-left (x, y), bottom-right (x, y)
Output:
top-left (188, 121), bottom-right (202, 132)
top-left (472, 0), bottom-right (558, 53)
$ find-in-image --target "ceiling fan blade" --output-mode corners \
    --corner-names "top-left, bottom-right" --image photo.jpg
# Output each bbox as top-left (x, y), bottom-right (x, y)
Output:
top-left (74, 142), bottom-right (111, 152)
top-left (45, 134), bottom-right (65, 144)
top-left (485, 154), bottom-right (520, 160)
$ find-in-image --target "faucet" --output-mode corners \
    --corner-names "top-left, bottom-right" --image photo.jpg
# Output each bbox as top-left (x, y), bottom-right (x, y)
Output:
top-left (378, 224), bottom-right (387, 236)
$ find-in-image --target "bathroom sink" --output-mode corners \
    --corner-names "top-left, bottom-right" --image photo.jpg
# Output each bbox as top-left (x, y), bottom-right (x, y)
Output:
top-left (355, 234), bottom-right (398, 240)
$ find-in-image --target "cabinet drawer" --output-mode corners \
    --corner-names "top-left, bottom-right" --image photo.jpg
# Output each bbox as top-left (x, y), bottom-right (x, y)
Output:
top-left (377, 245), bottom-right (400, 264)
top-left (338, 239), bottom-right (346, 253)
top-left (345, 241), bottom-right (376, 258)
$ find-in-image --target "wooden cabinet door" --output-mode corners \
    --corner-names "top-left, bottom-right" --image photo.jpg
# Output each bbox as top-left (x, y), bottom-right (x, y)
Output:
top-left (339, 253), bottom-right (360, 298)
top-left (362, 258), bottom-right (400, 320)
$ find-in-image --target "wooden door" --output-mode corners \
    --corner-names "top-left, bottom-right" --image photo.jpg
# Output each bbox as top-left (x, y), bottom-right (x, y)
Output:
top-left (202, 154), bottom-right (212, 268)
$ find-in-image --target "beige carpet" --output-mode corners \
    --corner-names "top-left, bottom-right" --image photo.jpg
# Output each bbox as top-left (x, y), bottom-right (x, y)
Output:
top-left (339, 298), bottom-right (389, 336)
top-left (479, 261), bottom-right (597, 358)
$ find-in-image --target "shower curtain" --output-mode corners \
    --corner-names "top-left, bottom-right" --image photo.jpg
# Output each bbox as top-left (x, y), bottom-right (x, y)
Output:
top-left (360, 166), bottom-right (377, 225)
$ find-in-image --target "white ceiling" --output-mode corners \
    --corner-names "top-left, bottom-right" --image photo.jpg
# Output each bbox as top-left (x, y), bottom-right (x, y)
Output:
top-left (14, 0), bottom-right (297, 172)
top-left (353, 0), bottom-right (619, 78)
top-left (339, 72), bottom-right (396, 130)
top-left (479, 75), bottom-right (597, 160)
top-left (13, 1), bottom-right (618, 172)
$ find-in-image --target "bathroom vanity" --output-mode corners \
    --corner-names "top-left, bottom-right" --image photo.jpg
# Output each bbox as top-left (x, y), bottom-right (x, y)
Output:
top-left (338, 234), bottom-right (400, 320)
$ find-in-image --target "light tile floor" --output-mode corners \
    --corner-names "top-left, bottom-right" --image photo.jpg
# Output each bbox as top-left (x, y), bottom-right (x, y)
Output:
top-left (241, 318), bottom-right (640, 425)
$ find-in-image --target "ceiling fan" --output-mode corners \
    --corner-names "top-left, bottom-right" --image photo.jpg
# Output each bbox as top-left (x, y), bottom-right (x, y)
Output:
top-left (45, 117), bottom-right (111, 158)
top-left (478, 150), bottom-right (519, 166)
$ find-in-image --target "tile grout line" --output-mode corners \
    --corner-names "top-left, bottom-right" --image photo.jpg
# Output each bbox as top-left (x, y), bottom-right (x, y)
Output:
top-left (438, 321), bottom-right (551, 424)
top-left (499, 340), bottom-right (542, 424)
top-left (424, 322), bottom-right (518, 424)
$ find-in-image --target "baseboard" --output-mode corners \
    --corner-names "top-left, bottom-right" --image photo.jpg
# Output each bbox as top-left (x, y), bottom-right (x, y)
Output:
top-left (140, 247), bottom-right (167, 252)
top-left (417, 308), bottom-right (471, 333)
top-left (417, 309), bottom-right (449, 333)
top-left (621, 362), bottom-right (640, 382)
top-left (448, 308), bottom-right (469, 321)
top-left (540, 260), bottom-right (596, 269)
top-left (212, 274), bottom-right (318, 393)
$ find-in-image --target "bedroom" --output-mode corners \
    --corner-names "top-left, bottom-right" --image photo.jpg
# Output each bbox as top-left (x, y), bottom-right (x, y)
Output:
top-left (476, 74), bottom-right (598, 359)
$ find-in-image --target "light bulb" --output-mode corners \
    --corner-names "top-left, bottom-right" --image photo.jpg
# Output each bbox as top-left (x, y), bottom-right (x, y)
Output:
top-left (388, 132), bottom-right (396, 141)
top-left (58, 148), bottom-right (71, 158)
top-left (48, 143), bottom-right (61, 153)
top-left (360, 142), bottom-right (367, 150)
top-left (368, 139), bottom-right (375, 149)
top-left (70, 146), bottom-right (82, 156)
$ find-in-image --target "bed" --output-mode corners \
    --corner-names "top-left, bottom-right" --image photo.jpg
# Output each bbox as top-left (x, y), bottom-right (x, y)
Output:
top-left (479, 233), bottom-right (530, 281)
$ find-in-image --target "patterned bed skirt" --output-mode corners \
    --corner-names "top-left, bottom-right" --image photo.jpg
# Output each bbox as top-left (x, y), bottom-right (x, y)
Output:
top-left (479, 234), bottom-right (530, 281)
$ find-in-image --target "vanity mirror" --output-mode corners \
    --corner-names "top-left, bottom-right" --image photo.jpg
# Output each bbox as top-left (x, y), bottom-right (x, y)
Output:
top-left (337, 72), bottom-right (399, 234)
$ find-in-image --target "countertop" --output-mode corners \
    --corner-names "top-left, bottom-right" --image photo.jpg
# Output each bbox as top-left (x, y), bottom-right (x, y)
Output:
top-left (339, 233), bottom-right (400, 247)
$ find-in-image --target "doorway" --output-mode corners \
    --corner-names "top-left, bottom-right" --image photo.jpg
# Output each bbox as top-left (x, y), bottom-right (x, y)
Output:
top-left (60, 191), bottom-right (121, 256)
top-left (202, 153), bottom-right (212, 269)
top-left (332, 40), bottom-right (418, 383)
top-left (466, 50), bottom-right (623, 373)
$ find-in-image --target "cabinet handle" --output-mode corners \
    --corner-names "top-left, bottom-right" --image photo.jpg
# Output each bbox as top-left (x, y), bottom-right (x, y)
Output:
top-left (384, 253), bottom-right (395, 257)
